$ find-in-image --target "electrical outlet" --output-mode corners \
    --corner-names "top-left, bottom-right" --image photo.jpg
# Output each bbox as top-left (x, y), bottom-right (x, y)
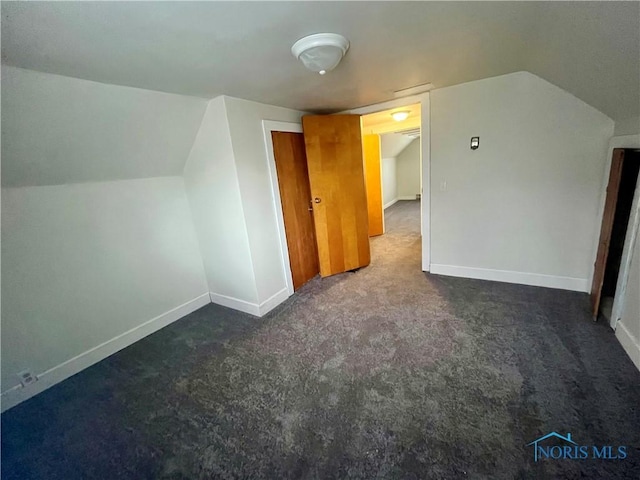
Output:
top-left (16, 370), bottom-right (37, 387)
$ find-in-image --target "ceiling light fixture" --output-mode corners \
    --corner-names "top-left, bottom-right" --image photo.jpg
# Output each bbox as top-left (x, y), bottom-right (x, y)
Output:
top-left (291, 33), bottom-right (349, 75)
top-left (391, 111), bottom-right (410, 122)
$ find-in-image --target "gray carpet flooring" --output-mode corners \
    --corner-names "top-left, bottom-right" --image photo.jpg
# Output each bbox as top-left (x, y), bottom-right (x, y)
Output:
top-left (2, 200), bottom-right (639, 479)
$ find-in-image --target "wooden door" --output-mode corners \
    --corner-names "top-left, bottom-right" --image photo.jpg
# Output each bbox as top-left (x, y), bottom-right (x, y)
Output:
top-left (302, 114), bottom-right (371, 277)
top-left (272, 131), bottom-right (319, 290)
top-left (591, 148), bottom-right (625, 318)
top-left (363, 134), bottom-right (384, 237)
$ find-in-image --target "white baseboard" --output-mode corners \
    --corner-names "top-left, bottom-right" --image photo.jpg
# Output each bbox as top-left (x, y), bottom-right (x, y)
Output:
top-left (209, 288), bottom-right (290, 317)
top-left (209, 291), bottom-right (260, 316)
top-left (429, 264), bottom-right (589, 292)
top-left (0, 293), bottom-right (211, 413)
top-left (384, 198), bottom-right (398, 209)
top-left (385, 197), bottom-right (418, 209)
top-left (397, 196), bottom-right (418, 201)
top-left (258, 288), bottom-right (290, 316)
top-left (615, 321), bottom-right (640, 371)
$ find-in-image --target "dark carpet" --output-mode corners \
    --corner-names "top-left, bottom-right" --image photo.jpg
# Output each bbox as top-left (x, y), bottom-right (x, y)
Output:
top-left (2, 200), bottom-right (639, 479)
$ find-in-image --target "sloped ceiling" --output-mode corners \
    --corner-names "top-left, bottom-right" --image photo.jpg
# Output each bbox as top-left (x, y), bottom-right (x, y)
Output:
top-left (2, 2), bottom-right (638, 122)
top-left (1, 66), bottom-right (207, 187)
top-left (381, 134), bottom-right (415, 159)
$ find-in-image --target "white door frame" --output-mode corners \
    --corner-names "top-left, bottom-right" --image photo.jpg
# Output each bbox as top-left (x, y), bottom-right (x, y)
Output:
top-left (612, 183), bottom-right (640, 329)
top-left (604, 136), bottom-right (640, 329)
top-left (261, 120), bottom-right (303, 297)
top-left (344, 93), bottom-right (431, 271)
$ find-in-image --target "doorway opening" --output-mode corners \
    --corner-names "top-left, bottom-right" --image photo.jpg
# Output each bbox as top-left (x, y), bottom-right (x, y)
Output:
top-left (263, 101), bottom-right (427, 298)
top-left (360, 104), bottom-right (422, 237)
top-left (591, 148), bottom-right (640, 322)
top-left (264, 116), bottom-right (372, 293)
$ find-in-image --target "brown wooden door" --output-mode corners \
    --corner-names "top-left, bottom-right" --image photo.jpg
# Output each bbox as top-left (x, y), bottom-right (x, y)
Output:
top-left (363, 134), bottom-right (384, 237)
top-left (591, 148), bottom-right (625, 317)
top-left (302, 114), bottom-right (371, 277)
top-left (272, 131), bottom-right (319, 290)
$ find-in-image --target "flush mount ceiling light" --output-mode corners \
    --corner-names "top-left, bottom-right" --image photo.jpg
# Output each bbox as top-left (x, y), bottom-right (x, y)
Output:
top-left (391, 111), bottom-right (410, 122)
top-left (291, 33), bottom-right (349, 75)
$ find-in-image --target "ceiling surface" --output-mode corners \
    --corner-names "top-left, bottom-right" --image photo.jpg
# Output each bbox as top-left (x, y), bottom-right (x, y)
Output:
top-left (362, 103), bottom-right (421, 135)
top-left (2, 2), bottom-right (639, 121)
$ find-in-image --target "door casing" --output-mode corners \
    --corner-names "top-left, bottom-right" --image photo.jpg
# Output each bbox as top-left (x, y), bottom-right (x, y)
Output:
top-left (263, 95), bottom-right (431, 298)
top-left (590, 148), bottom-right (625, 318)
top-left (262, 120), bottom-right (304, 296)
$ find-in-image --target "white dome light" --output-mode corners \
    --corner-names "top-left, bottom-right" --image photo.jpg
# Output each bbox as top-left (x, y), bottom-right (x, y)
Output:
top-left (291, 33), bottom-right (349, 75)
top-left (391, 111), bottom-right (410, 122)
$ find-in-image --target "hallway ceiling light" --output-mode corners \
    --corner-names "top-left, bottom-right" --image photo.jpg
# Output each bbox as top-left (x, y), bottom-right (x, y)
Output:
top-left (391, 111), bottom-right (410, 122)
top-left (291, 33), bottom-right (349, 75)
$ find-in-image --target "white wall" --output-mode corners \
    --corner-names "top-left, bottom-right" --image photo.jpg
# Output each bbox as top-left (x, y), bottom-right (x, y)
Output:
top-left (1, 67), bottom-right (207, 187)
top-left (396, 138), bottom-right (421, 199)
top-left (379, 133), bottom-right (418, 208)
top-left (380, 133), bottom-right (414, 158)
top-left (430, 72), bottom-right (614, 291)
top-left (183, 96), bottom-right (305, 316)
top-left (382, 157), bottom-right (398, 208)
top-left (1, 68), bottom-right (210, 411)
top-left (183, 97), bottom-right (258, 310)
top-left (1, 178), bottom-right (209, 410)
top-left (223, 96), bottom-right (305, 311)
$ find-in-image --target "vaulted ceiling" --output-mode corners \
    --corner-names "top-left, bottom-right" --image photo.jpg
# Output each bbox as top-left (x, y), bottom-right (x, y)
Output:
top-left (381, 134), bottom-right (416, 159)
top-left (2, 2), bottom-right (638, 122)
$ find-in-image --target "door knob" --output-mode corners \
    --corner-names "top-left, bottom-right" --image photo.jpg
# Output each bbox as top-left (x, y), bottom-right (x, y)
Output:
top-left (314, 197), bottom-right (322, 203)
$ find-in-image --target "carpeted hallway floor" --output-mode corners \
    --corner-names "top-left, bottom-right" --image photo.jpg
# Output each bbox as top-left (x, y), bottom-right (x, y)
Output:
top-left (2, 200), bottom-right (639, 479)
